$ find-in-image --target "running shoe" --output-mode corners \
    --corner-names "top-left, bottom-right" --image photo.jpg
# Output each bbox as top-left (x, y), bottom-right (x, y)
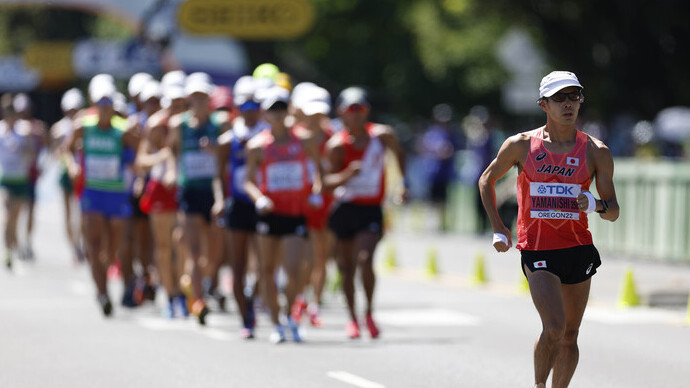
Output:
top-left (269, 325), bottom-right (286, 344)
top-left (287, 316), bottom-right (302, 343)
top-left (173, 294), bottom-right (190, 318)
top-left (192, 299), bottom-right (210, 326)
top-left (239, 326), bottom-right (254, 340)
top-left (346, 320), bottom-right (360, 339)
top-left (307, 304), bottom-right (324, 328)
top-left (162, 300), bottom-right (175, 319)
top-left (290, 295), bottom-right (307, 323)
top-left (98, 294), bottom-right (113, 317)
top-left (365, 313), bottom-right (380, 339)
top-left (121, 281), bottom-right (139, 308)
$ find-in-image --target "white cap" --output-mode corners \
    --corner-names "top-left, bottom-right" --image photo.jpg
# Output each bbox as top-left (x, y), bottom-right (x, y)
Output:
top-left (233, 75), bottom-right (257, 105)
top-left (253, 77), bottom-right (276, 102)
top-left (161, 70), bottom-right (186, 90)
top-left (164, 85), bottom-right (186, 101)
top-left (128, 72), bottom-right (153, 98)
top-left (61, 88), bottom-right (85, 112)
top-left (301, 87), bottom-right (331, 116)
top-left (89, 77), bottom-right (117, 104)
top-left (88, 74), bottom-right (114, 100)
top-left (539, 71), bottom-right (583, 98)
top-left (13, 93), bottom-right (31, 113)
top-left (336, 86), bottom-right (369, 110)
top-left (186, 72), bottom-right (213, 86)
top-left (260, 86), bottom-right (290, 111)
top-left (291, 82), bottom-right (317, 105)
top-left (113, 92), bottom-right (127, 113)
top-left (139, 80), bottom-right (162, 103)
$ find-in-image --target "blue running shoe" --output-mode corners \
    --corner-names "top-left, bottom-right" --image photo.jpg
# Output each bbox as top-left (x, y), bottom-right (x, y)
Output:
top-left (174, 294), bottom-right (190, 318)
top-left (287, 316), bottom-right (302, 343)
top-left (162, 300), bottom-right (175, 319)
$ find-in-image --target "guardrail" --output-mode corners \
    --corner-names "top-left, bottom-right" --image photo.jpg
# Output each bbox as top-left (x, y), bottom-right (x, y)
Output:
top-left (444, 159), bottom-right (690, 263)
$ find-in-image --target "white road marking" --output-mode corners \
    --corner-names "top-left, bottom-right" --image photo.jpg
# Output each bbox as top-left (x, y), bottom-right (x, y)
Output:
top-left (327, 371), bottom-right (385, 388)
top-left (375, 308), bottom-right (481, 327)
top-left (584, 306), bottom-right (684, 325)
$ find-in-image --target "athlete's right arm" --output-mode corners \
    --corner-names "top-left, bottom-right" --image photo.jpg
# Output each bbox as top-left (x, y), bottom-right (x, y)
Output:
top-left (478, 134), bottom-right (529, 252)
top-left (243, 138), bottom-right (273, 214)
top-left (322, 137), bottom-right (360, 190)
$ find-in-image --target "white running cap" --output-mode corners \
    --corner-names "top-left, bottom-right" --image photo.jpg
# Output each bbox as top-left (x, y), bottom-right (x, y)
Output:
top-left (61, 88), bottom-right (85, 112)
top-left (233, 75), bottom-right (257, 105)
top-left (128, 72), bottom-right (153, 98)
top-left (90, 78), bottom-right (117, 104)
top-left (301, 86), bottom-right (331, 116)
top-left (139, 80), bottom-right (162, 103)
top-left (260, 86), bottom-right (290, 111)
top-left (539, 71), bottom-right (583, 98)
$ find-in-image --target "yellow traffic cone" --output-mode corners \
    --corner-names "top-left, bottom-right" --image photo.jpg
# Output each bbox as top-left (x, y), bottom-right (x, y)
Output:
top-left (617, 268), bottom-right (641, 308)
top-left (383, 240), bottom-right (397, 271)
top-left (425, 247), bottom-right (439, 277)
top-left (685, 293), bottom-right (690, 325)
top-left (471, 252), bottom-right (488, 286)
top-left (328, 270), bottom-right (342, 293)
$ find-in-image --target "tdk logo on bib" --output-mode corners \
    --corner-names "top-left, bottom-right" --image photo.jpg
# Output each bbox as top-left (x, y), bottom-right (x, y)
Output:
top-left (532, 183), bottom-right (579, 197)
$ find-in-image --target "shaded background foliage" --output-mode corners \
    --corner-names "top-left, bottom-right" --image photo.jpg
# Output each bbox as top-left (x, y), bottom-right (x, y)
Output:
top-left (1, 0), bottom-right (689, 127)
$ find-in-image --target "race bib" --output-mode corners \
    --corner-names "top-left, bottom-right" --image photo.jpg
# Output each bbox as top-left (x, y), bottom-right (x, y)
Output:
top-left (529, 182), bottom-right (580, 220)
top-left (266, 161), bottom-right (303, 192)
top-left (183, 151), bottom-right (217, 179)
top-left (85, 155), bottom-right (120, 181)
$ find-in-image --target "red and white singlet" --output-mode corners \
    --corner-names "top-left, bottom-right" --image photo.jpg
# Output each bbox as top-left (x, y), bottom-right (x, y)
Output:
top-left (257, 130), bottom-right (310, 217)
top-left (516, 128), bottom-right (593, 251)
top-left (333, 123), bottom-right (386, 206)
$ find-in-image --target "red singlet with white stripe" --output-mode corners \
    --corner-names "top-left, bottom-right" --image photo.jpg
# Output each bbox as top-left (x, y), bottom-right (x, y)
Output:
top-left (516, 127), bottom-right (593, 251)
top-left (333, 123), bottom-right (386, 206)
top-left (257, 130), bottom-right (310, 217)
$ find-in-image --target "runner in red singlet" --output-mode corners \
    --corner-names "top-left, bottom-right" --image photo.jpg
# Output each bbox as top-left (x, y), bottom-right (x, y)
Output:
top-left (243, 86), bottom-right (323, 343)
top-left (324, 86), bottom-right (407, 339)
top-left (478, 71), bottom-right (619, 388)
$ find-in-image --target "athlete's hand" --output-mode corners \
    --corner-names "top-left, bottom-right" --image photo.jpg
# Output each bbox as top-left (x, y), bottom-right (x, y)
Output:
top-left (212, 200), bottom-right (225, 219)
top-left (577, 191), bottom-right (590, 212)
top-left (132, 176), bottom-right (145, 197)
top-left (67, 163), bottom-right (81, 181)
top-left (255, 196), bottom-right (274, 215)
top-left (346, 161), bottom-right (362, 178)
top-left (162, 170), bottom-right (176, 188)
top-left (492, 225), bottom-right (512, 252)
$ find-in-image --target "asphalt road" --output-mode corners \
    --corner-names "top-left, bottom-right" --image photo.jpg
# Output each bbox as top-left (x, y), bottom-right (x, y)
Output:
top-left (1, 169), bottom-right (689, 388)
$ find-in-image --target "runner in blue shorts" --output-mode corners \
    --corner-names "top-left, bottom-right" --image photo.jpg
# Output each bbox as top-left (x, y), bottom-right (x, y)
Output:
top-left (63, 75), bottom-right (139, 317)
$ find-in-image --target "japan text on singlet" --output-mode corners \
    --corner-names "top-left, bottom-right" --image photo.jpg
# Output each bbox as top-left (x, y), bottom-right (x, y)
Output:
top-left (516, 128), bottom-right (593, 251)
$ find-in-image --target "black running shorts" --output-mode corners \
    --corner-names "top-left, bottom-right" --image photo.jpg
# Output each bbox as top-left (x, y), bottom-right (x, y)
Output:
top-left (225, 198), bottom-right (258, 232)
top-left (328, 202), bottom-right (383, 240)
top-left (256, 213), bottom-right (307, 237)
top-left (520, 244), bottom-right (601, 284)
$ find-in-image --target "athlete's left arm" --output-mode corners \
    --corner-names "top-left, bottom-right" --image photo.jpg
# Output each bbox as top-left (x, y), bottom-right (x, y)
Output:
top-left (376, 124), bottom-right (408, 203)
top-left (588, 139), bottom-right (620, 222)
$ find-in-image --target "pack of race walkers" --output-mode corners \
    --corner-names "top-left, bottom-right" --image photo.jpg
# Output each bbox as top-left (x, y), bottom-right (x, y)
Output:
top-left (0, 64), bottom-right (408, 343)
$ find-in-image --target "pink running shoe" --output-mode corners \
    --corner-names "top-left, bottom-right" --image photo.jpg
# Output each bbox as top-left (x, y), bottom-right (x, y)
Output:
top-left (290, 296), bottom-right (307, 323)
top-left (345, 320), bottom-right (360, 339)
top-left (365, 313), bottom-right (380, 339)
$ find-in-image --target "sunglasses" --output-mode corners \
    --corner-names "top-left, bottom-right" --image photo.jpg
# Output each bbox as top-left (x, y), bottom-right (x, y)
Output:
top-left (548, 91), bottom-right (583, 103)
top-left (345, 104), bottom-right (367, 114)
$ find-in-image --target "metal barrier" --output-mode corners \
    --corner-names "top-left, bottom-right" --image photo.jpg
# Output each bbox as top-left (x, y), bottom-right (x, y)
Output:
top-left (445, 159), bottom-right (690, 263)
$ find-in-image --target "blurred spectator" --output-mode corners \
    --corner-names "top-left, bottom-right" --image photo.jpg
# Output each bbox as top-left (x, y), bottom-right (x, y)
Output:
top-left (416, 103), bottom-right (462, 231)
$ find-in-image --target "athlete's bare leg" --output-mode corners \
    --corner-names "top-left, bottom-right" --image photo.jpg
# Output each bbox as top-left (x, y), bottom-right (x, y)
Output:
top-left (552, 279), bottom-right (590, 388)
top-left (309, 228), bottom-right (331, 306)
top-left (83, 213), bottom-right (108, 295)
top-left (230, 229), bottom-right (253, 325)
top-left (283, 235), bottom-right (308, 312)
top-left (4, 197), bottom-right (25, 265)
top-left (182, 213), bottom-right (208, 301)
top-left (525, 265), bottom-right (566, 387)
top-left (335, 239), bottom-right (357, 322)
top-left (257, 234), bottom-right (283, 325)
top-left (354, 231), bottom-right (382, 316)
top-left (150, 212), bottom-right (178, 297)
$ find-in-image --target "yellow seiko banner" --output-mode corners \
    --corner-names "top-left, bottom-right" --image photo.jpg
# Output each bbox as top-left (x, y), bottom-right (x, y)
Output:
top-left (178, 0), bottom-right (315, 40)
